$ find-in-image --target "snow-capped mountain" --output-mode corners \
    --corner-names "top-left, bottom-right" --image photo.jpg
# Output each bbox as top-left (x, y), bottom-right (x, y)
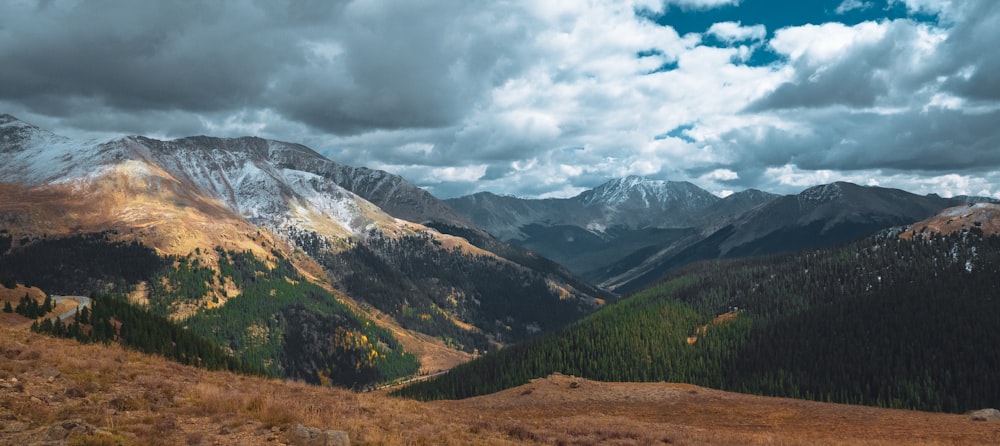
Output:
top-left (446, 175), bottom-right (734, 242)
top-left (0, 114), bottom-right (607, 363)
top-left (445, 176), bottom-right (777, 280)
top-left (577, 175), bottom-right (719, 210)
top-left (1, 113), bottom-right (459, 244)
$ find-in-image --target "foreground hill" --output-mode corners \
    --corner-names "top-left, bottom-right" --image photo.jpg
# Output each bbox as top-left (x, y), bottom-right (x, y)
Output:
top-left (2, 328), bottom-right (997, 446)
top-left (397, 213), bottom-right (1000, 413)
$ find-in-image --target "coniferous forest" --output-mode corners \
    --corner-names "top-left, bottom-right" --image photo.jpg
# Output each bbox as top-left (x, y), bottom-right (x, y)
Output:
top-left (395, 228), bottom-right (1000, 413)
top-left (31, 293), bottom-right (260, 375)
top-left (1, 232), bottom-right (419, 389)
top-left (166, 248), bottom-right (419, 388)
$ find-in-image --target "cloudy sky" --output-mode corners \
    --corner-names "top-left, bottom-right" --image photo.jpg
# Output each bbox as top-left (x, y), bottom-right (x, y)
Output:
top-left (2, 0), bottom-right (998, 199)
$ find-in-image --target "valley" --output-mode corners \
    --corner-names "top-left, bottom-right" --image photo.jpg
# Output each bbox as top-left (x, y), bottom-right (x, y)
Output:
top-left (3, 114), bottom-right (1000, 444)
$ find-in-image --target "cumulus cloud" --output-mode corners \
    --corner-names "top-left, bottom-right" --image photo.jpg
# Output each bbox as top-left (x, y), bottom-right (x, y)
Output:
top-left (0, 0), bottom-right (997, 200)
top-left (0, 1), bottom-right (532, 135)
top-left (707, 21), bottom-right (767, 43)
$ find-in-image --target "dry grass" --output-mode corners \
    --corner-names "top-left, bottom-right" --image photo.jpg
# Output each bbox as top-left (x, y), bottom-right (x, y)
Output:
top-left (3, 327), bottom-right (1000, 445)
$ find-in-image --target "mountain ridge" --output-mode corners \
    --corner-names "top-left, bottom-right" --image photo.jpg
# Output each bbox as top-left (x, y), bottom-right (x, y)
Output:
top-left (602, 181), bottom-right (962, 292)
top-left (0, 114), bottom-right (607, 382)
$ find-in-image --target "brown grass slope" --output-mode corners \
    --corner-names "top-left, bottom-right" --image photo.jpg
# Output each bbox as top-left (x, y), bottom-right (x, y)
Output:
top-left (902, 202), bottom-right (1000, 240)
top-left (2, 327), bottom-right (998, 446)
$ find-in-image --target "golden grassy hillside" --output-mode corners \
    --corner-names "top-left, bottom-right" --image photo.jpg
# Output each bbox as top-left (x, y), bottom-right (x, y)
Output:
top-left (2, 326), bottom-right (999, 445)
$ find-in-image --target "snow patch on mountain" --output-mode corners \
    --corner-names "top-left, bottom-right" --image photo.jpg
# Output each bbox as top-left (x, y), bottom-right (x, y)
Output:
top-left (798, 183), bottom-right (844, 203)
top-left (0, 115), bottom-right (396, 244)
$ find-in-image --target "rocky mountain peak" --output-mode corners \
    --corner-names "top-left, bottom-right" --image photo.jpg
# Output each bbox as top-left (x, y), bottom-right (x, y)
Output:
top-left (577, 176), bottom-right (719, 209)
top-left (798, 182), bottom-right (847, 203)
top-left (1, 114), bottom-right (58, 149)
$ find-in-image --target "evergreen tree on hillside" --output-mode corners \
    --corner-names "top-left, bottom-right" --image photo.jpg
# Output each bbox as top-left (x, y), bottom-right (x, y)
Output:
top-left (396, 230), bottom-right (1000, 413)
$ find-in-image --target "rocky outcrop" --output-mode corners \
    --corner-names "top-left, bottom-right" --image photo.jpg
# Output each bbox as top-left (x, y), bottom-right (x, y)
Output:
top-left (291, 423), bottom-right (350, 446)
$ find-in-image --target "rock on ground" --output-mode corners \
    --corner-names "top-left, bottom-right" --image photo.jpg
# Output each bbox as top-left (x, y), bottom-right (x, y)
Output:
top-left (291, 423), bottom-right (350, 446)
top-left (967, 408), bottom-right (1000, 421)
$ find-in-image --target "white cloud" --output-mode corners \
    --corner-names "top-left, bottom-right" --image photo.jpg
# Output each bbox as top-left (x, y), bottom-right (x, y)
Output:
top-left (757, 165), bottom-right (1000, 198)
top-left (702, 168), bottom-right (740, 181)
top-left (664, 0), bottom-right (741, 10)
top-left (707, 21), bottom-right (767, 43)
top-left (835, 0), bottom-right (874, 15)
top-left (769, 21), bottom-right (888, 63)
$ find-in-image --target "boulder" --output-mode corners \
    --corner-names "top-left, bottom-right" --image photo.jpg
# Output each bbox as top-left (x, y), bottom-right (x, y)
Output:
top-left (44, 419), bottom-right (95, 441)
top-left (967, 408), bottom-right (1000, 421)
top-left (291, 423), bottom-right (350, 446)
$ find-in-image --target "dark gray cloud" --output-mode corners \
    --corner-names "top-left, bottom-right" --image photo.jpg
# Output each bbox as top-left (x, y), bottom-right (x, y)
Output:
top-left (0, 0), bottom-right (531, 135)
top-left (937, 2), bottom-right (1000, 101)
top-left (0, 2), bottom-right (299, 114)
top-left (717, 107), bottom-right (1000, 174)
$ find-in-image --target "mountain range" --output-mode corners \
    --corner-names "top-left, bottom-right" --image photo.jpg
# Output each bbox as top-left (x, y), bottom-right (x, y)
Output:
top-left (2, 112), bottom-right (993, 395)
top-left (0, 114), bottom-right (607, 385)
top-left (448, 177), bottom-right (965, 293)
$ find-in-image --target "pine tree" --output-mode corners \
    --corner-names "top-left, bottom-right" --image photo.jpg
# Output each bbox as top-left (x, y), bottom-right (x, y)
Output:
top-left (2, 301), bottom-right (11, 313)
top-left (77, 305), bottom-right (90, 324)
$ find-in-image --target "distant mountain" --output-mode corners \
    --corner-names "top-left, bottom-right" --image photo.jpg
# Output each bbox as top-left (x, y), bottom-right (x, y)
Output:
top-left (697, 189), bottom-right (782, 230)
top-left (953, 195), bottom-right (1000, 204)
top-left (447, 176), bottom-right (722, 240)
top-left (446, 176), bottom-right (778, 283)
top-left (602, 182), bottom-right (961, 293)
top-left (0, 114), bottom-right (607, 384)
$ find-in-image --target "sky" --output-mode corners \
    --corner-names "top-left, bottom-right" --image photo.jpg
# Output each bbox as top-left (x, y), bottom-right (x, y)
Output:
top-left (1, 0), bottom-right (999, 199)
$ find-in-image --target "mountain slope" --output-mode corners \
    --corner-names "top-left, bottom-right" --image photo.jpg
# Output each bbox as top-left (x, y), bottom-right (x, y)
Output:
top-left (397, 222), bottom-right (1000, 414)
top-left (0, 114), bottom-right (605, 382)
top-left (902, 202), bottom-right (1000, 239)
